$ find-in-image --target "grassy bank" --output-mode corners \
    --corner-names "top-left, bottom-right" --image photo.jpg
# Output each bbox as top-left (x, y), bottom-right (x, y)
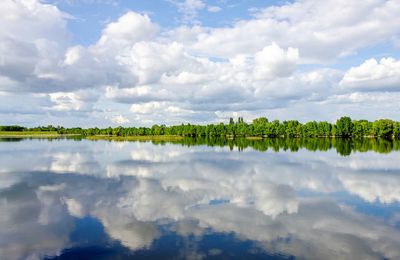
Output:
top-left (0, 131), bottom-right (61, 137)
top-left (86, 135), bottom-right (184, 142)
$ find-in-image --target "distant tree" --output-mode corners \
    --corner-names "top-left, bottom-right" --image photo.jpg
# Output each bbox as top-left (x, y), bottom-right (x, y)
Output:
top-left (252, 117), bottom-right (269, 136)
top-left (317, 121), bottom-right (331, 137)
top-left (394, 122), bottom-right (400, 138)
top-left (269, 120), bottom-right (280, 137)
top-left (373, 119), bottom-right (393, 137)
top-left (285, 120), bottom-right (300, 137)
top-left (11, 116), bottom-right (400, 139)
top-left (336, 116), bottom-right (353, 137)
top-left (0, 125), bottom-right (26, 131)
top-left (303, 121), bottom-right (318, 137)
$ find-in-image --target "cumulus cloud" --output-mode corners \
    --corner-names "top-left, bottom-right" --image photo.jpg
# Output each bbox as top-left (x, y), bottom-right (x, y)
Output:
top-left (0, 7), bottom-right (159, 95)
top-left (48, 89), bottom-right (100, 112)
top-left (94, 11), bottom-right (158, 53)
top-left (105, 85), bottom-right (172, 103)
top-left (125, 41), bottom-right (195, 85)
top-left (128, 101), bottom-right (196, 125)
top-left (188, 0), bottom-right (400, 62)
top-left (1, 0), bottom-right (400, 125)
top-left (111, 114), bottom-right (130, 124)
top-left (252, 43), bottom-right (299, 81)
top-left (130, 102), bottom-right (165, 114)
top-left (101, 38), bottom-right (303, 119)
top-left (340, 58), bottom-right (400, 91)
top-left (130, 101), bottom-right (193, 115)
top-left (0, 0), bottom-right (68, 91)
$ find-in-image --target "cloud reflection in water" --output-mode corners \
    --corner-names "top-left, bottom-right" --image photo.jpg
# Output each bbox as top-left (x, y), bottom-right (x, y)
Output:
top-left (0, 139), bottom-right (400, 259)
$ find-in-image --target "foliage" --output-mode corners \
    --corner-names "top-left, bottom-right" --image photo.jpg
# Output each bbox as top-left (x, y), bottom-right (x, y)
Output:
top-left (336, 116), bottom-right (353, 137)
top-left (1, 117), bottom-right (400, 138)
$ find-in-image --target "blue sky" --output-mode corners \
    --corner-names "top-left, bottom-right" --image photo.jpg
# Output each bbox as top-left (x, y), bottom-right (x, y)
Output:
top-left (0, 0), bottom-right (400, 127)
top-left (48, 0), bottom-right (289, 45)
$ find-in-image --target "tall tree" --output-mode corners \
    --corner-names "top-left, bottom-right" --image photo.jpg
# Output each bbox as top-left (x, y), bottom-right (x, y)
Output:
top-left (336, 116), bottom-right (353, 137)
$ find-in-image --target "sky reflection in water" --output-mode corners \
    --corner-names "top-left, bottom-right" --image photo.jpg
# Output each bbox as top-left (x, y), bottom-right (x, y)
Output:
top-left (0, 138), bottom-right (400, 259)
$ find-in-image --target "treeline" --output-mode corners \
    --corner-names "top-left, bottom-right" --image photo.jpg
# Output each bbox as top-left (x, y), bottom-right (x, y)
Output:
top-left (0, 125), bottom-right (58, 132)
top-left (57, 116), bottom-right (400, 138)
top-left (2, 116), bottom-right (400, 138)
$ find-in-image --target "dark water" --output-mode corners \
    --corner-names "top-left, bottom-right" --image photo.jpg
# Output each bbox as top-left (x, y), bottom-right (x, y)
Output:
top-left (1, 138), bottom-right (400, 259)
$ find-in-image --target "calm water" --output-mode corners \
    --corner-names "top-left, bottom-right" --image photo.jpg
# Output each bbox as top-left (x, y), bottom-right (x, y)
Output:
top-left (1, 138), bottom-right (400, 259)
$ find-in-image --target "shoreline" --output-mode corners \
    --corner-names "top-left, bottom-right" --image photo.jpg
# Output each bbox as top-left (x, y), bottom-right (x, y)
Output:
top-left (0, 132), bottom-right (79, 138)
top-left (0, 132), bottom-right (397, 140)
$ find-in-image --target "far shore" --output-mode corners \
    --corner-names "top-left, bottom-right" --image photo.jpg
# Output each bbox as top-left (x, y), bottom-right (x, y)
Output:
top-left (0, 132), bottom-right (396, 140)
top-left (0, 131), bottom-right (78, 138)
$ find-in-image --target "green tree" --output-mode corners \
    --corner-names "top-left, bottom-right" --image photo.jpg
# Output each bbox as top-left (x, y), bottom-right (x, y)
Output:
top-left (394, 122), bottom-right (400, 138)
top-left (336, 116), bottom-right (353, 137)
top-left (373, 119), bottom-right (393, 137)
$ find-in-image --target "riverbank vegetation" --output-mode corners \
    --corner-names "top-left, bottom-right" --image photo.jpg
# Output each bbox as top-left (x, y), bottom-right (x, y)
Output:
top-left (1, 116), bottom-right (399, 138)
top-left (0, 131), bottom-right (60, 137)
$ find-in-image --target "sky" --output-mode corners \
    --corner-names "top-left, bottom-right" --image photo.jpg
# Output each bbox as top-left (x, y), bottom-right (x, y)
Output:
top-left (0, 0), bottom-right (400, 127)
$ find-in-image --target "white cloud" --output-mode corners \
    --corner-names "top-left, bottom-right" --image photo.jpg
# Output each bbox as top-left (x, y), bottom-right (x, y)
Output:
top-left (113, 41), bottom-right (300, 105)
top-left (328, 92), bottom-right (400, 104)
top-left (340, 58), bottom-right (400, 91)
top-left (207, 5), bottom-right (222, 13)
top-left (130, 101), bottom-right (194, 116)
top-left (168, 0), bottom-right (206, 24)
top-left (48, 89), bottom-right (99, 112)
top-left (105, 85), bottom-right (172, 103)
top-left (94, 11), bottom-right (158, 52)
top-left (126, 41), bottom-right (194, 85)
top-left (188, 0), bottom-right (400, 62)
top-left (130, 101), bottom-right (165, 114)
top-left (1, 0), bottom-right (400, 124)
top-left (63, 45), bottom-right (84, 65)
top-left (111, 114), bottom-right (130, 124)
top-left (0, 0), bottom-right (68, 91)
top-left (161, 70), bottom-right (209, 85)
top-left (253, 43), bottom-right (299, 80)
top-left (61, 0), bottom-right (118, 5)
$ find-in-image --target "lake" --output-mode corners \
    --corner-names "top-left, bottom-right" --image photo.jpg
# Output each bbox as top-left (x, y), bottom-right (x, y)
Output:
top-left (1, 138), bottom-right (400, 259)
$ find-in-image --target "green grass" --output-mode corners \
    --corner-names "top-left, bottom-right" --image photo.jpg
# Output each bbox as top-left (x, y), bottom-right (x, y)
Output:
top-left (0, 131), bottom-right (60, 137)
top-left (86, 135), bottom-right (183, 141)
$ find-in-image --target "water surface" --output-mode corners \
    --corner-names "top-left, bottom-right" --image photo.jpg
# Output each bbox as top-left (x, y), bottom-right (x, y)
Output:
top-left (1, 138), bottom-right (400, 259)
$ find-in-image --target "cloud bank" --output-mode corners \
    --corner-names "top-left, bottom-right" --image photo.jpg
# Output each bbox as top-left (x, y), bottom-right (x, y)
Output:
top-left (0, 0), bottom-right (400, 126)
